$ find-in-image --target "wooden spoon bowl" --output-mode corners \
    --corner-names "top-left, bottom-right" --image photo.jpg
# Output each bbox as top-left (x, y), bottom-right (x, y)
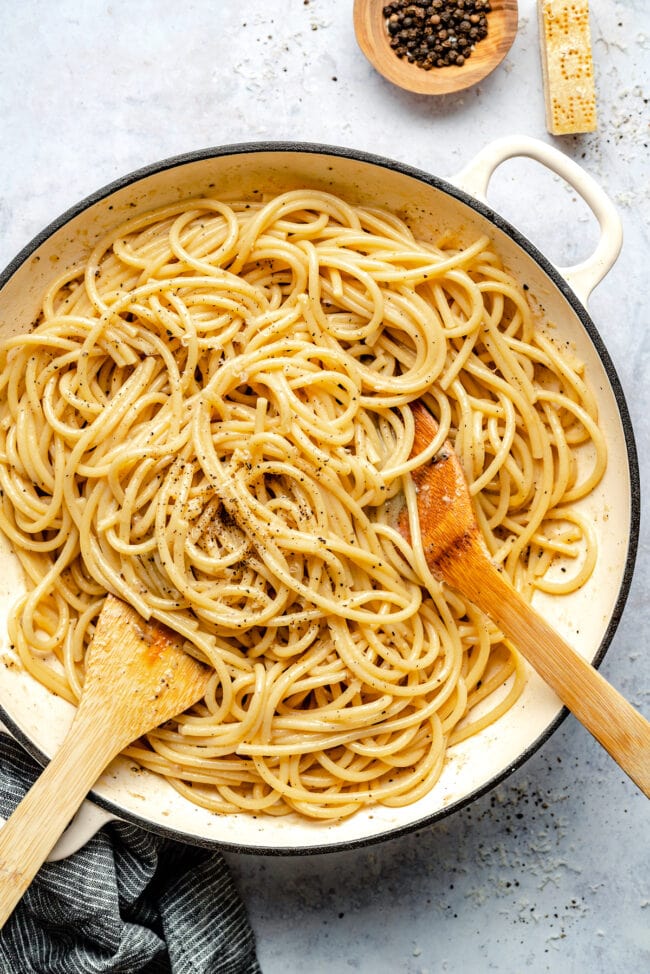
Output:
top-left (353, 0), bottom-right (518, 95)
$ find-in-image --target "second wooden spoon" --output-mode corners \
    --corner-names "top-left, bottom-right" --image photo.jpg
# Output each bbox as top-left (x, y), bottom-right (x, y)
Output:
top-left (0, 594), bottom-right (211, 928)
top-left (403, 401), bottom-right (650, 796)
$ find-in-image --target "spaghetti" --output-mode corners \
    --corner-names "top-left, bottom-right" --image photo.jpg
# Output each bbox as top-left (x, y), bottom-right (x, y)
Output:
top-left (0, 189), bottom-right (606, 819)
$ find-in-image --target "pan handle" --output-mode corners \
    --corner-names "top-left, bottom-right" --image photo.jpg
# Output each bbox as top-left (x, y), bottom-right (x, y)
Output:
top-left (0, 794), bottom-right (118, 861)
top-left (0, 723), bottom-right (119, 859)
top-left (47, 801), bottom-right (119, 861)
top-left (450, 136), bottom-right (623, 303)
top-left (0, 794), bottom-right (118, 860)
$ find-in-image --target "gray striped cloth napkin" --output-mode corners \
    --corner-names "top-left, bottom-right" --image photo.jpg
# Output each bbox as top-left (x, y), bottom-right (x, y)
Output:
top-left (0, 734), bottom-right (261, 974)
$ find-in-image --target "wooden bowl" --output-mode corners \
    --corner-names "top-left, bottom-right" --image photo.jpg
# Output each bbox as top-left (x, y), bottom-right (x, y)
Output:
top-left (353, 0), bottom-right (518, 95)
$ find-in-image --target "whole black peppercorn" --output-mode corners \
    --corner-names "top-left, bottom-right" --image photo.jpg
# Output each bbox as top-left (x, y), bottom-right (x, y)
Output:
top-left (383, 0), bottom-right (492, 71)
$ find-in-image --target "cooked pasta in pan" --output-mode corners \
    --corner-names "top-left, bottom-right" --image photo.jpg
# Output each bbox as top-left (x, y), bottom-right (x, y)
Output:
top-left (0, 189), bottom-right (605, 818)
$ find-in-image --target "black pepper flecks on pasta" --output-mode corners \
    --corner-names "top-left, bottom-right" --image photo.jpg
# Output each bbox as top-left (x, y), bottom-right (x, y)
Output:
top-left (383, 0), bottom-right (492, 70)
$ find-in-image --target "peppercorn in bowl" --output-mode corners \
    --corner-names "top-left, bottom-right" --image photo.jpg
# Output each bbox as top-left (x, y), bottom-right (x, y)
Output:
top-left (354, 0), bottom-right (518, 94)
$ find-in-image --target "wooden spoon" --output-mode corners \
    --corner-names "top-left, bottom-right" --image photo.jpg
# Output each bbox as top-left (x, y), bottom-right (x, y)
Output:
top-left (404, 401), bottom-right (650, 796)
top-left (0, 594), bottom-right (210, 927)
top-left (353, 0), bottom-right (519, 95)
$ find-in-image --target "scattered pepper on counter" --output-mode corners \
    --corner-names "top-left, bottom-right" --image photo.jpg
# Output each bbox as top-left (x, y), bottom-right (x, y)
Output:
top-left (383, 0), bottom-right (492, 69)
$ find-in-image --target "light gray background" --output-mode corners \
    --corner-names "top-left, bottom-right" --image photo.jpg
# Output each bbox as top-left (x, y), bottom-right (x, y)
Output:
top-left (1, 2), bottom-right (648, 971)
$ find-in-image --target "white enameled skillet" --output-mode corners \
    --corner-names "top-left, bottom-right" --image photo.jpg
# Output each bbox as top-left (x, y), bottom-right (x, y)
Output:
top-left (0, 136), bottom-right (639, 855)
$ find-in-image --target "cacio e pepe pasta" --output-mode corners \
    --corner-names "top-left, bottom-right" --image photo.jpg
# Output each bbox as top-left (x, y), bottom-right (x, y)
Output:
top-left (0, 189), bottom-right (605, 819)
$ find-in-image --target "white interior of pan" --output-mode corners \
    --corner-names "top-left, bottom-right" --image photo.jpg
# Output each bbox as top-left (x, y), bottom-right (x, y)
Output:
top-left (0, 149), bottom-right (633, 851)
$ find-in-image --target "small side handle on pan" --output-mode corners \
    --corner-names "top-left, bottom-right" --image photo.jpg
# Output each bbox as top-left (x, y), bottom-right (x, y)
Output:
top-left (450, 135), bottom-right (623, 304)
top-left (0, 724), bottom-right (119, 860)
top-left (46, 801), bottom-right (119, 861)
top-left (0, 794), bottom-right (118, 862)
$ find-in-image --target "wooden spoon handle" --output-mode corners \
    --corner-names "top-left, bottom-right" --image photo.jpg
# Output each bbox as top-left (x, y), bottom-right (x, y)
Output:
top-left (0, 717), bottom-right (119, 928)
top-left (444, 551), bottom-right (650, 797)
